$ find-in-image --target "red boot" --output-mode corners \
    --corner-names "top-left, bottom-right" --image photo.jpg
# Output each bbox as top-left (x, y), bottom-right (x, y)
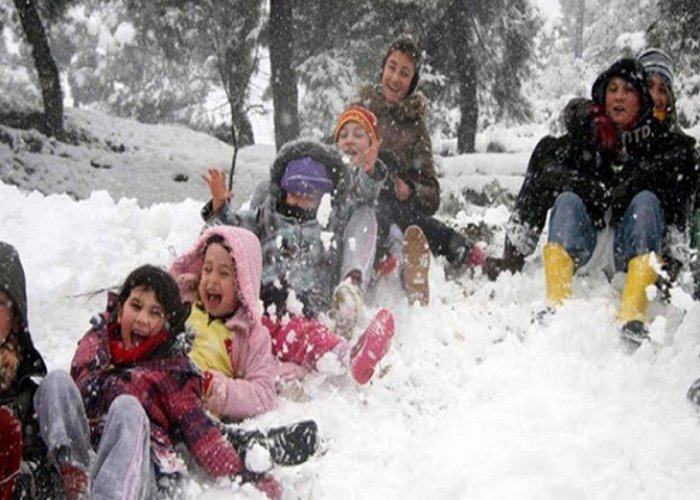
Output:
top-left (349, 309), bottom-right (395, 385)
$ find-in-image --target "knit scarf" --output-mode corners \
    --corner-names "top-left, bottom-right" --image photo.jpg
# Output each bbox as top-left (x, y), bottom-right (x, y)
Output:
top-left (108, 323), bottom-right (169, 366)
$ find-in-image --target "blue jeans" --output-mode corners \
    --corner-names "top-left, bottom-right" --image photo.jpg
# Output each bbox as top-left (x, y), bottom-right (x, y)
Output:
top-left (547, 190), bottom-right (664, 271)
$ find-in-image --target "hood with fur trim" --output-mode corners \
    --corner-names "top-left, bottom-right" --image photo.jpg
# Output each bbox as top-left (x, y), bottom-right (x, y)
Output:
top-left (170, 226), bottom-right (263, 326)
top-left (359, 84), bottom-right (428, 124)
top-left (270, 140), bottom-right (350, 207)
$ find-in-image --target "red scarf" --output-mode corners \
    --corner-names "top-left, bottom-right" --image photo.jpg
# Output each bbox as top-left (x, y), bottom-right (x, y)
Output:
top-left (108, 323), bottom-right (170, 366)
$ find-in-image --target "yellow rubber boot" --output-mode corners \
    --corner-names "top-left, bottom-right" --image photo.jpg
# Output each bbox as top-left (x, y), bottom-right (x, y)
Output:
top-left (543, 243), bottom-right (574, 306)
top-left (617, 253), bottom-right (658, 324)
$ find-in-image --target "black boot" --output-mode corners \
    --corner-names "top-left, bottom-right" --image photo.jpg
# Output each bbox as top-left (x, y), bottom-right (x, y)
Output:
top-left (222, 420), bottom-right (319, 466)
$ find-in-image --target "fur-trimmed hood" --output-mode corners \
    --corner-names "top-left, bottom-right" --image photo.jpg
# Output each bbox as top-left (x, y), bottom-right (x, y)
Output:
top-left (358, 84), bottom-right (428, 123)
top-left (170, 226), bottom-right (263, 327)
top-left (270, 139), bottom-right (351, 206)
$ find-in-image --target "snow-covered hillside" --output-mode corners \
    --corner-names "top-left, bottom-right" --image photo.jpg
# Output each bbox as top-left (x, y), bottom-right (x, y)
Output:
top-left (3, 109), bottom-right (700, 499)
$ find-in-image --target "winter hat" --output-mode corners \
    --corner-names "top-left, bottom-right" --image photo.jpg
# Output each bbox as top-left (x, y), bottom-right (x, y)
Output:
top-left (637, 47), bottom-right (674, 92)
top-left (280, 157), bottom-right (334, 195)
top-left (333, 105), bottom-right (380, 145)
top-left (591, 58), bottom-right (652, 115)
top-left (118, 264), bottom-right (188, 335)
top-left (381, 34), bottom-right (422, 96)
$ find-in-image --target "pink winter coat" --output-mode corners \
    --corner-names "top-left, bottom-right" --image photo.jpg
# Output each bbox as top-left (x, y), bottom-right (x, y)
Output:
top-left (170, 226), bottom-right (278, 421)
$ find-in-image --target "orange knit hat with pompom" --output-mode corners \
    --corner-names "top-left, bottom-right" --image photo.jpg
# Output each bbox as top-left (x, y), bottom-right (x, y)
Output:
top-left (334, 105), bottom-right (380, 145)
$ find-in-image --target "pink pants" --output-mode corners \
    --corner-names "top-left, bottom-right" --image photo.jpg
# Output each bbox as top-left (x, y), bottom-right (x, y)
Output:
top-left (263, 315), bottom-right (345, 371)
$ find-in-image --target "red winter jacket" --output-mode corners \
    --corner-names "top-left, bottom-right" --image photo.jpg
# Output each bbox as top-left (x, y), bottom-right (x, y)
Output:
top-left (70, 308), bottom-right (243, 478)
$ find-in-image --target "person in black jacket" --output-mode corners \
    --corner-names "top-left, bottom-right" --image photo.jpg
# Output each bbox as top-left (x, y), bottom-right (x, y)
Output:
top-left (486, 57), bottom-right (699, 341)
top-left (0, 242), bottom-right (57, 499)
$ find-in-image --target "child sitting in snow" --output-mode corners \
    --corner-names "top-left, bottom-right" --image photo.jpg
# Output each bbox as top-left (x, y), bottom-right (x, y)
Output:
top-left (170, 226), bottom-right (279, 421)
top-left (201, 141), bottom-right (394, 385)
top-left (171, 226), bottom-right (320, 465)
top-left (333, 103), bottom-right (437, 313)
top-left (0, 242), bottom-right (57, 499)
top-left (34, 264), bottom-right (281, 499)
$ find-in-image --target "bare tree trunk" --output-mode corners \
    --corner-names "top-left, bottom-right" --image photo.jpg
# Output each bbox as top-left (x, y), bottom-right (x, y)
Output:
top-left (269, 0), bottom-right (299, 150)
top-left (13, 0), bottom-right (63, 138)
top-left (573, 0), bottom-right (585, 59)
top-left (449, 0), bottom-right (477, 153)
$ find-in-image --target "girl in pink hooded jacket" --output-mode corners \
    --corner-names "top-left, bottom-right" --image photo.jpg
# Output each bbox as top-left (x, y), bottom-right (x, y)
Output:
top-left (170, 226), bottom-right (278, 421)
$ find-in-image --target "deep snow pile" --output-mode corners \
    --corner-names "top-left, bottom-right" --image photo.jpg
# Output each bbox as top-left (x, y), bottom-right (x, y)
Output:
top-left (3, 110), bottom-right (700, 498)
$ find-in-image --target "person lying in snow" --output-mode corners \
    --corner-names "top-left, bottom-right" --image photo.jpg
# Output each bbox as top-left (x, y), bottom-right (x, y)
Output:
top-left (0, 242), bottom-right (56, 500)
top-left (34, 265), bottom-right (282, 499)
top-left (485, 57), bottom-right (699, 344)
top-left (201, 142), bottom-right (395, 385)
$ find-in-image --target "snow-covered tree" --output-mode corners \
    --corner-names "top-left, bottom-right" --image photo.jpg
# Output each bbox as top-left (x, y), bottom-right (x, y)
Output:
top-left (6, 0), bottom-right (69, 138)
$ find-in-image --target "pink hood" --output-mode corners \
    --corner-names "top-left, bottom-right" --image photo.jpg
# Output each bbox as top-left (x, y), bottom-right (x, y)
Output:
top-left (170, 226), bottom-right (278, 420)
top-left (170, 226), bottom-right (263, 326)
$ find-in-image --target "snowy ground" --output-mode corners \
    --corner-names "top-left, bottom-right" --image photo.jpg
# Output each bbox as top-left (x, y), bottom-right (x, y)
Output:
top-left (3, 108), bottom-right (700, 499)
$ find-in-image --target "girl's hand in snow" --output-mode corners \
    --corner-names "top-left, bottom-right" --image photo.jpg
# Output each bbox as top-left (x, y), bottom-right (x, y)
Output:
top-left (202, 168), bottom-right (233, 214)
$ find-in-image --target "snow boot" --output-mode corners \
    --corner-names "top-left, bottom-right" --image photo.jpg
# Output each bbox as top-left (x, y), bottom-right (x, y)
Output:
top-left (331, 281), bottom-right (364, 340)
top-left (402, 225), bottom-right (430, 306)
top-left (349, 308), bottom-right (395, 385)
top-left (543, 242), bottom-right (574, 306)
top-left (223, 420), bottom-right (319, 466)
top-left (617, 253), bottom-right (658, 326)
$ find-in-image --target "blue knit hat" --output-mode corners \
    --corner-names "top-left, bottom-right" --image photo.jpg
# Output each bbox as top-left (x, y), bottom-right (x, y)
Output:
top-left (280, 157), bottom-right (333, 195)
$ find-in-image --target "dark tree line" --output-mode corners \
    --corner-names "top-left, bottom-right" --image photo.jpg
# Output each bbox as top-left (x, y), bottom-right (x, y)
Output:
top-left (7, 0), bottom-right (540, 153)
